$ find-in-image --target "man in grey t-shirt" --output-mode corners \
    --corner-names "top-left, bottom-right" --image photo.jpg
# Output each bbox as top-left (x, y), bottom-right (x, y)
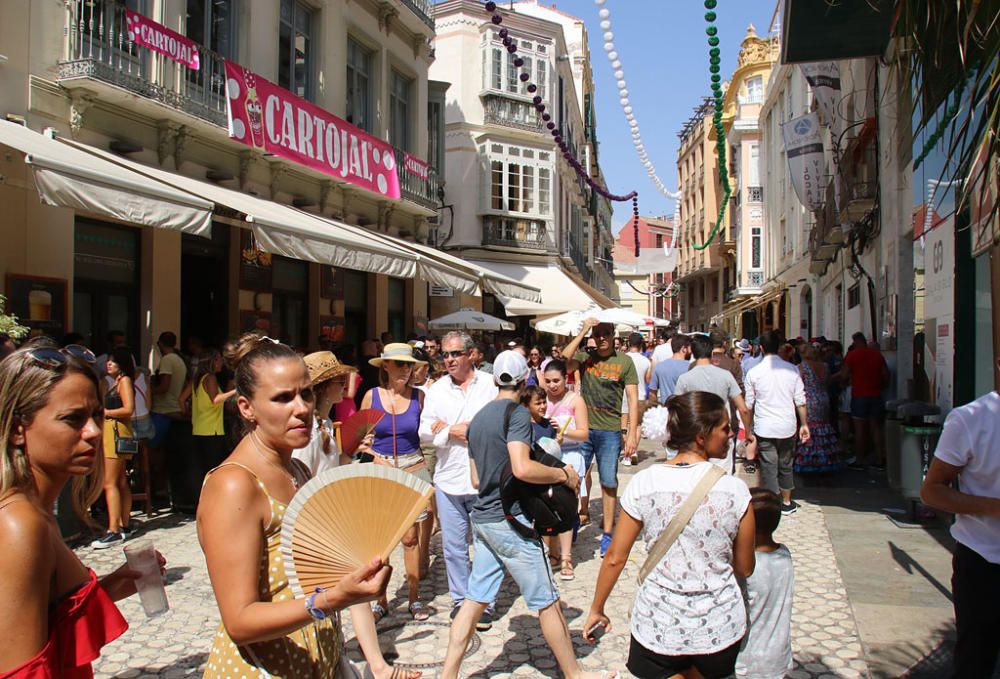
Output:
top-left (674, 335), bottom-right (757, 472)
top-left (444, 352), bottom-right (604, 679)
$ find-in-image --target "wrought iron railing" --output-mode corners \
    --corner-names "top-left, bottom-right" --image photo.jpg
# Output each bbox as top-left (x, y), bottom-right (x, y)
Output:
top-left (746, 185), bottom-right (764, 203)
top-left (393, 148), bottom-right (440, 211)
top-left (482, 93), bottom-right (544, 132)
top-left (58, 0), bottom-right (229, 127)
top-left (399, 0), bottom-right (435, 29)
top-left (746, 270), bottom-right (765, 287)
top-left (483, 216), bottom-right (550, 250)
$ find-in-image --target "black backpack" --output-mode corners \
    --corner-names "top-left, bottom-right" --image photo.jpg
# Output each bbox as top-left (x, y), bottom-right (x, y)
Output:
top-left (498, 402), bottom-right (579, 540)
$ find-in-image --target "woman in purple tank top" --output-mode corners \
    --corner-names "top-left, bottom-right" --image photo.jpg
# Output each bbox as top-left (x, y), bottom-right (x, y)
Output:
top-left (361, 343), bottom-right (430, 622)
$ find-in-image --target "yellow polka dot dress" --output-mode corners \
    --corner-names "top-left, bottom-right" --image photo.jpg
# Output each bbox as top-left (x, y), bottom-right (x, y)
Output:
top-left (204, 463), bottom-right (344, 678)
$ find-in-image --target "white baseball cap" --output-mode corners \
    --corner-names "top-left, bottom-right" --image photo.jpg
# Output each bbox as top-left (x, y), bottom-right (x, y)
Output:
top-left (493, 350), bottom-right (529, 387)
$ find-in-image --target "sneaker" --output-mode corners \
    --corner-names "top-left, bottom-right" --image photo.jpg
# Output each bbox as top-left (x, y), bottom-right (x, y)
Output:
top-left (845, 455), bottom-right (858, 465)
top-left (91, 531), bottom-right (124, 549)
top-left (781, 501), bottom-right (799, 515)
top-left (600, 532), bottom-right (613, 557)
top-left (476, 611), bottom-right (493, 631)
top-left (119, 526), bottom-right (133, 540)
top-left (847, 462), bottom-right (866, 471)
top-left (620, 456), bottom-right (632, 466)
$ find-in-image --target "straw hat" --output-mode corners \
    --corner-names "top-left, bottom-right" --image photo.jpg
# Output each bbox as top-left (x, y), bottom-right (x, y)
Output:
top-left (303, 351), bottom-right (354, 386)
top-left (369, 342), bottom-right (427, 367)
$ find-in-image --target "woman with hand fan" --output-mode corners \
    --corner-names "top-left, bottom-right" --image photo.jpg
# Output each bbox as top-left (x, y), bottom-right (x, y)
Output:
top-left (361, 343), bottom-right (431, 623)
top-left (198, 334), bottom-right (393, 678)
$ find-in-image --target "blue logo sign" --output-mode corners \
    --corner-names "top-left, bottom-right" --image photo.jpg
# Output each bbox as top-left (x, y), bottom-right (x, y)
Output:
top-left (794, 118), bottom-right (812, 135)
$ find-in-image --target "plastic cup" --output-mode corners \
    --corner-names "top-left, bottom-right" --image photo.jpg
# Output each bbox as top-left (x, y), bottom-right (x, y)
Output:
top-left (122, 539), bottom-right (169, 618)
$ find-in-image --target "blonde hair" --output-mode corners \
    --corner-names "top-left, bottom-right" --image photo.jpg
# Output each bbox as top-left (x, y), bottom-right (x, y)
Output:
top-left (0, 346), bottom-right (103, 524)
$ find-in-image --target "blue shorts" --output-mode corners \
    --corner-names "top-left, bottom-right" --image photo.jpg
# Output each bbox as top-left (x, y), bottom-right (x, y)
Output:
top-left (467, 518), bottom-right (559, 611)
top-left (581, 429), bottom-right (622, 490)
top-left (851, 396), bottom-right (885, 419)
top-left (149, 413), bottom-right (173, 448)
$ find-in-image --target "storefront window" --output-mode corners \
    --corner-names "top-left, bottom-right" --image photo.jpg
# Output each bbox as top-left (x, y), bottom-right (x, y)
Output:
top-left (387, 278), bottom-right (406, 342)
top-left (271, 256), bottom-right (308, 349)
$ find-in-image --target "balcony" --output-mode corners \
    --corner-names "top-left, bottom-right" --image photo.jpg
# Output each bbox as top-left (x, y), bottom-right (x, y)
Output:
top-left (394, 148), bottom-right (440, 212)
top-left (58, 0), bottom-right (228, 127)
top-left (839, 130), bottom-right (877, 222)
top-left (746, 186), bottom-right (764, 203)
top-left (399, 0), bottom-right (435, 30)
top-left (482, 93), bottom-right (545, 133)
top-left (483, 216), bottom-right (551, 250)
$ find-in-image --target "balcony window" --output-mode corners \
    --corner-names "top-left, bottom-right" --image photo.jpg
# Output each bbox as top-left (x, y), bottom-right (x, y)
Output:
top-left (485, 34), bottom-right (550, 96)
top-left (279, 0), bottom-right (313, 100)
top-left (346, 38), bottom-right (372, 132)
top-left (507, 163), bottom-right (521, 211)
top-left (484, 144), bottom-right (552, 218)
top-left (538, 167), bottom-right (551, 215)
top-left (491, 160), bottom-right (504, 210)
top-left (489, 47), bottom-right (502, 90)
top-left (483, 216), bottom-right (548, 248)
top-left (390, 70), bottom-right (412, 152)
top-left (186, 0), bottom-right (236, 58)
top-left (745, 76), bottom-right (763, 104)
top-left (535, 59), bottom-right (547, 100)
top-left (752, 227), bottom-right (762, 268)
top-left (506, 51), bottom-right (518, 93)
top-left (427, 99), bottom-right (444, 172)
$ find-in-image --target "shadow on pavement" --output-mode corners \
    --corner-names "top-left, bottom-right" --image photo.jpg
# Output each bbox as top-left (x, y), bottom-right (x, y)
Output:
top-left (469, 613), bottom-right (599, 678)
top-left (121, 652), bottom-right (208, 677)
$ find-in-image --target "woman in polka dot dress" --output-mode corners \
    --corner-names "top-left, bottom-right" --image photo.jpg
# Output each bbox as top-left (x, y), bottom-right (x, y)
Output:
top-left (198, 334), bottom-right (393, 678)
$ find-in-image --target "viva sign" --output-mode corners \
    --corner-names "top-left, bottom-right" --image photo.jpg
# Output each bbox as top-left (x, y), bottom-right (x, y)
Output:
top-left (224, 62), bottom-right (401, 200)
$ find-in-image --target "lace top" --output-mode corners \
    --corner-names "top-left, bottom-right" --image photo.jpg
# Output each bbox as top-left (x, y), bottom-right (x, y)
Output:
top-left (0, 570), bottom-right (128, 678)
top-left (620, 462), bottom-right (751, 655)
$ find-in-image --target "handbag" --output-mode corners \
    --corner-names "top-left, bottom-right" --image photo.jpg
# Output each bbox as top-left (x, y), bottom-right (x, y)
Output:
top-left (498, 402), bottom-right (578, 541)
top-left (113, 420), bottom-right (140, 456)
top-left (636, 464), bottom-right (725, 585)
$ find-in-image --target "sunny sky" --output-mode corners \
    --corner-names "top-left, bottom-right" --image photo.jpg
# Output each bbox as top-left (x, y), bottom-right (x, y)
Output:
top-left (521, 0), bottom-right (780, 232)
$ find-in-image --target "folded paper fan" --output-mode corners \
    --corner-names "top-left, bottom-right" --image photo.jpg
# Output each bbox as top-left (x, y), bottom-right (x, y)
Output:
top-left (338, 409), bottom-right (385, 456)
top-left (280, 464), bottom-right (433, 598)
top-left (641, 405), bottom-right (670, 444)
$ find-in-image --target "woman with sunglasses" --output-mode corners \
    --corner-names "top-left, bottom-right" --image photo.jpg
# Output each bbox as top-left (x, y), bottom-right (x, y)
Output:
top-left (198, 334), bottom-right (392, 678)
top-left (361, 343), bottom-right (430, 622)
top-left (92, 346), bottom-right (138, 549)
top-left (526, 345), bottom-right (545, 387)
top-left (0, 343), bottom-right (165, 676)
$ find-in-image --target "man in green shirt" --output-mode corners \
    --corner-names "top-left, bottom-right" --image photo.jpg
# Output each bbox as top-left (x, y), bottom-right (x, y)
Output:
top-left (563, 318), bottom-right (639, 556)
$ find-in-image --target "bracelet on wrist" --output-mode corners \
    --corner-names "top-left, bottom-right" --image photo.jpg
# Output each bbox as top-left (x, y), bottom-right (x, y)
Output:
top-left (562, 467), bottom-right (570, 483)
top-left (305, 587), bottom-right (327, 621)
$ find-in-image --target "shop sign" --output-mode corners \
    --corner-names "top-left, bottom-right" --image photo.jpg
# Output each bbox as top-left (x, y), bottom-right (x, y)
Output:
top-left (429, 284), bottom-right (454, 297)
top-left (5, 275), bottom-right (68, 340)
top-left (239, 231), bottom-right (273, 292)
top-left (224, 62), bottom-right (401, 200)
top-left (799, 62), bottom-right (841, 137)
top-left (404, 153), bottom-right (429, 180)
top-left (781, 112), bottom-right (826, 211)
top-left (125, 10), bottom-right (200, 70)
top-left (923, 217), bottom-right (954, 414)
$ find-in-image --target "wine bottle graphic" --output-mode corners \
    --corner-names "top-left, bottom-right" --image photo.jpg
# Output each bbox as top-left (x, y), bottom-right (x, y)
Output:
top-left (243, 71), bottom-right (266, 150)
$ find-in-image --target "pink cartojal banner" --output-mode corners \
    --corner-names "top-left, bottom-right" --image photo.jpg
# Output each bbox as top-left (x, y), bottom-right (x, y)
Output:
top-left (224, 62), bottom-right (401, 200)
top-left (125, 10), bottom-right (200, 70)
top-left (403, 152), bottom-right (429, 180)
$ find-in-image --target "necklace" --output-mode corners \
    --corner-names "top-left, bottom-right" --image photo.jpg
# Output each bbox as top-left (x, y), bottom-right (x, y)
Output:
top-left (249, 431), bottom-right (299, 490)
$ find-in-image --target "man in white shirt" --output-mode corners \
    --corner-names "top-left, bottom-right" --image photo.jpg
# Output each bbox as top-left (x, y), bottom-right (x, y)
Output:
top-left (419, 331), bottom-right (499, 629)
top-left (741, 338), bottom-right (764, 376)
top-left (650, 328), bottom-right (674, 366)
top-left (621, 333), bottom-right (652, 466)
top-left (744, 331), bottom-right (810, 513)
top-left (921, 379), bottom-right (1000, 678)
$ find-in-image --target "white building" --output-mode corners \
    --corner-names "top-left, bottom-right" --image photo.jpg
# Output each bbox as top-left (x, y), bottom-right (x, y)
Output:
top-left (429, 0), bottom-right (617, 324)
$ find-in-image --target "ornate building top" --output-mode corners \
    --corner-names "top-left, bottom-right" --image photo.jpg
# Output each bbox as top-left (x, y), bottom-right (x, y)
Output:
top-left (737, 24), bottom-right (779, 69)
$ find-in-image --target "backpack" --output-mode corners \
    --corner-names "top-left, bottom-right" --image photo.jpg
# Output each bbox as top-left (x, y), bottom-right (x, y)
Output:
top-left (498, 402), bottom-right (579, 540)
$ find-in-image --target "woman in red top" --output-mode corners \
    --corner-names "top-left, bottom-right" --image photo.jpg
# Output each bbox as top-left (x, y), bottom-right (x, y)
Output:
top-left (0, 342), bottom-right (163, 678)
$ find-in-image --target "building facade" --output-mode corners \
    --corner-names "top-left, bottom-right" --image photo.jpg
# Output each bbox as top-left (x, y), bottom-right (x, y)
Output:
top-left (429, 0), bottom-right (617, 327)
top-left (612, 215), bottom-right (675, 322)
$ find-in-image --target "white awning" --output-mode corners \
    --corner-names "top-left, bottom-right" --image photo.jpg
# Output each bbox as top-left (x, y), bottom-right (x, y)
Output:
top-left (62, 140), bottom-right (419, 280)
top-left (0, 121), bottom-right (213, 236)
top-left (468, 260), bottom-right (614, 316)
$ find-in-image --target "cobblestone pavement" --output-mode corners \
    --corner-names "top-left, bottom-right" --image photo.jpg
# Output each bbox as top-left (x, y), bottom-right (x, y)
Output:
top-left (78, 458), bottom-right (872, 678)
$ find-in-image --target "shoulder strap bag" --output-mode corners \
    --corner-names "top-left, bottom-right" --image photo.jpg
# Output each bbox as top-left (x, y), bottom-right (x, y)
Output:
top-left (636, 464), bottom-right (725, 585)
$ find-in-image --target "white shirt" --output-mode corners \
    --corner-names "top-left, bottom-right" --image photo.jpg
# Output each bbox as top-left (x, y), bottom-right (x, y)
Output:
top-left (292, 419), bottom-right (341, 477)
top-left (621, 463), bottom-right (751, 655)
top-left (744, 355), bottom-right (806, 439)
top-left (621, 352), bottom-right (651, 410)
top-left (933, 391), bottom-right (1000, 563)
top-left (735, 546), bottom-right (795, 679)
top-left (419, 370), bottom-right (498, 495)
top-left (651, 343), bottom-right (673, 365)
top-left (742, 353), bottom-right (763, 376)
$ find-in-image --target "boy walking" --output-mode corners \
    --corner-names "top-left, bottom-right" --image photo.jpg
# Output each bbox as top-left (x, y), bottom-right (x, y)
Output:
top-left (735, 488), bottom-right (794, 679)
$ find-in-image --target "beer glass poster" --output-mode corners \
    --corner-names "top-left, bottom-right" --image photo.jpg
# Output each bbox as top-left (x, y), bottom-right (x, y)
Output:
top-left (5, 275), bottom-right (68, 339)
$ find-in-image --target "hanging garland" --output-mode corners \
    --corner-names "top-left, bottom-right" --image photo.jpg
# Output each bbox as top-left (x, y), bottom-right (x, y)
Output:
top-left (592, 0), bottom-right (681, 208)
top-left (483, 1), bottom-right (642, 255)
top-left (692, 0), bottom-right (732, 251)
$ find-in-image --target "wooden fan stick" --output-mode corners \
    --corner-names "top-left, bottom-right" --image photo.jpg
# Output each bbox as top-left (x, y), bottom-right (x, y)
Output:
top-left (332, 421), bottom-right (342, 452)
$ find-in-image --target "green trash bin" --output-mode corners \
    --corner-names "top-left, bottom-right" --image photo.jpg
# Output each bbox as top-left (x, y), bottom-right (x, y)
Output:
top-left (899, 424), bottom-right (941, 506)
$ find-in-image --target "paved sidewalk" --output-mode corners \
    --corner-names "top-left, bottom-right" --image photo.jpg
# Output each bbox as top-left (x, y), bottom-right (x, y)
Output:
top-left (77, 450), bottom-right (881, 678)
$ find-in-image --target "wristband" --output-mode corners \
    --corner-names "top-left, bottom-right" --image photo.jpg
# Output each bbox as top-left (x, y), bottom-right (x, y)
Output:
top-left (305, 587), bottom-right (327, 621)
top-left (562, 467), bottom-right (570, 483)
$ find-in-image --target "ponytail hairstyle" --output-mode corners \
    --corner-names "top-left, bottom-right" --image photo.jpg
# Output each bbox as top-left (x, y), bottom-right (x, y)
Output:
top-left (665, 391), bottom-right (728, 452)
top-left (0, 342), bottom-right (103, 525)
top-left (224, 333), bottom-right (304, 435)
top-left (542, 358), bottom-right (567, 377)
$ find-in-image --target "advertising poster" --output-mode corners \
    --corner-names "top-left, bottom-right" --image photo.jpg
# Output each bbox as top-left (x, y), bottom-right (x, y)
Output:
top-left (5, 275), bottom-right (68, 340)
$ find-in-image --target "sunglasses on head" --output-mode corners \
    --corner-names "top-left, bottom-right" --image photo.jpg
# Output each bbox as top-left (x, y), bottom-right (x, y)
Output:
top-left (441, 350), bottom-right (467, 359)
top-left (19, 344), bottom-right (98, 376)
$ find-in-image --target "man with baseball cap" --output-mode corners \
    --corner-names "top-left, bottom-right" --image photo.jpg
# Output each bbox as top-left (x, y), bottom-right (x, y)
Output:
top-left (442, 352), bottom-right (612, 679)
top-left (562, 318), bottom-right (639, 556)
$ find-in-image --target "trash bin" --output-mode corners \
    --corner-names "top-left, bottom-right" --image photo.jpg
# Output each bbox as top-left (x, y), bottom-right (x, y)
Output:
top-left (884, 399), bottom-right (912, 491)
top-left (898, 402), bottom-right (942, 509)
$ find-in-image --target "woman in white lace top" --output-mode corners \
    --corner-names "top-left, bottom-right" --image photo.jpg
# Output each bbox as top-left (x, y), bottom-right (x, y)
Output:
top-left (584, 391), bottom-right (756, 679)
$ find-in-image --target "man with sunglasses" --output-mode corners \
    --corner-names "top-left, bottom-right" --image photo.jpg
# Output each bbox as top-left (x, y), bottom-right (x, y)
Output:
top-left (563, 318), bottom-right (639, 557)
top-left (419, 331), bottom-right (499, 629)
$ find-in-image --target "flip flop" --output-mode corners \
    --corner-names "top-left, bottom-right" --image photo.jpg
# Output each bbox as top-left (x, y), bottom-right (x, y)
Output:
top-left (408, 601), bottom-right (432, 621)
top-left (371, 601), bottom-right (388, 623)
top-left (388, 667), bottom-right (422, 679)
top-left (560, 559), bottom-right (575, 581)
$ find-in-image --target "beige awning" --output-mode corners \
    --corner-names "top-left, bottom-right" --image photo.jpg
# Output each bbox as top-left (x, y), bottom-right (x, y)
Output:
top-left (0, 121), bottom-right (213, 236)
top-left (469, 260), bottom-right (615, 315)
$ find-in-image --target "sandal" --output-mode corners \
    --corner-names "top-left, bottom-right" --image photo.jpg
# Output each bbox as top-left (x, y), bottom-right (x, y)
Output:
top-left (408, 601), bottom-right (432, 621)
top-left (578, 512), bottom-right (591, 527)
top-left (560, 559), bottom-right (575, 581)
top-left (548, 554), bottom-right (561, 570)
top-left (371, 601), bottom-right (388, 623)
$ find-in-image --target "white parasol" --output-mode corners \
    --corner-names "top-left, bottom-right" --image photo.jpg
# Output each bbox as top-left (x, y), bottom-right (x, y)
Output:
top-left (428, 308), bottom-right (514, 331)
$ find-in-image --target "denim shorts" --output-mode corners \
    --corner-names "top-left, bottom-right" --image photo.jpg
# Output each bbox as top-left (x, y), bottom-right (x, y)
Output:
top-left (149, 413), bottom-right (173, 448)
top-left (851, 395), bottom-right (885, 419)
top-left (467, 517), bottom-right (559, 611)
top-left (581, 429), bottom-right (622, 489)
